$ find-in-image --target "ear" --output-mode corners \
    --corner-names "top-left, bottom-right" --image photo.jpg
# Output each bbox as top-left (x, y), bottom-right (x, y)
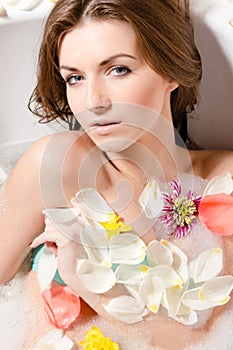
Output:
top-left (168, 80), bottom-right (179, 92)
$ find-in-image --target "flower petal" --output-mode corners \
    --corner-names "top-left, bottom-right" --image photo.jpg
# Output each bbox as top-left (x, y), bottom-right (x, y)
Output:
top-left (116, 264), bottom-right (149, 285)
top-left (189, 248), bottom-right (223, 283)
top-left (55, 335), bottom-right (74, 350)
top-left (203, 172), bottom-right (233, 197)
top-left (32, 329), bottom-right (74, 350)
top-left (181, 287), bottom-right (215, 310)
top-left (44, 207), bottom-right (80, 224)
top-left (41, 286), bottom-right (81, 329)
top-left (201, 276), bottom-right (233, 303)
top-left (199, 193), bottom-right (233, 236)
top-left (160, 240), bottom-right (189, 282)
top-left (149, 265), bottom-right (183, 288)
top-left (43, 208), bottom-right (84, 243)
top-left (103, 295), bottom-right (148, 323)
top-left (80, 225), bottom-right (109, 263)
top-left (173, 310), bottom-right (197, 325)
top-left (71, 188), bottom-right (114, 222)
top-left (139, 274), bottom-right (165, 313)
top-left (139, 180), bottom-right (164, 218)
top-left (147, 240), bottom-right (173, 267)
top-left (162, 283), bottom-right (187, 317)
top-left (78, 326), bottom-right (119, 350)
top-left (32, 329), bottom-right (63, 347)
top-left (76, 259), bottom-right (116, 293)
top-left (182, 277), bottom-right (233, 311)
top-left (125, 283), bottom-right (141, 301)
top-left (109, 233), bottom-right (146, 264)
top-left (37, 245), bottom-right (58, 291)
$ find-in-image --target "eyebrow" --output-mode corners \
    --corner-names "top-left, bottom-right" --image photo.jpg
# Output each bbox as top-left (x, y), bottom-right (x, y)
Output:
top-left (59, 53), bottom-right (136, 71)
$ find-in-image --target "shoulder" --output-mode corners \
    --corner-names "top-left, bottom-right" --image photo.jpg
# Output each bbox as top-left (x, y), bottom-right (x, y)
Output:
top-left (16, 130), bottom-right (93, 167)
top-left (7, 130), bottom-right (95, 199)
top-left (4, 130), bottom-right (95, 207)
top-left (190, 149), bottom-right (233, 179)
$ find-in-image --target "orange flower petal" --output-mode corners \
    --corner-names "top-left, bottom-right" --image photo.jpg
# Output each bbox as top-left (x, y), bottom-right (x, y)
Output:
top-left (199, 193), bottom-right (233, 236)
top-left (42, 286), bottom-right (81, 329)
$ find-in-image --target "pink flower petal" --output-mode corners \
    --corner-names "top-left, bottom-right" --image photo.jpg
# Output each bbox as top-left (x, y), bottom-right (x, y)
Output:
top-left (42, 286), bottom-right (81, 329)
top-left (199, 193), bottom-right (233, 236)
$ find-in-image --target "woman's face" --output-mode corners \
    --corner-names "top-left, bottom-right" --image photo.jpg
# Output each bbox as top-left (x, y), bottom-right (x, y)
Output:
top-left (59, 19), bottom-right (177, 151)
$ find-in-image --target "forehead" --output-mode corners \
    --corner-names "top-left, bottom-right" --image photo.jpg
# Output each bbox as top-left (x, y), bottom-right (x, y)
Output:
top-left (59, 19), bottom-right (140, 63)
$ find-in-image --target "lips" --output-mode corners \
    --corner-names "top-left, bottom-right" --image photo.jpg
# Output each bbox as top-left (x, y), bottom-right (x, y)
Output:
top-left (90, 120), bottom-right (121, 127)
top-left (89, 120), bottom-right (121, 136)
top-left (95, 122), bottom-right (118, 126)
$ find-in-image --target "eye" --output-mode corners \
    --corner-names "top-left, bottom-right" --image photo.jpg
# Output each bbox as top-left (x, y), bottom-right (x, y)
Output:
top-left (109, 66), bottom-right (132, 77)
top-left (65, 74), bottom-right (84, 85)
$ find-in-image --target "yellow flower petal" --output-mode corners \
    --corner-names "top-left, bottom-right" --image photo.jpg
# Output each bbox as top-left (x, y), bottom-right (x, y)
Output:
top-left (100, 213), bottom-right (132, 239)
top-left (78, 326), bottom-right (119, 350)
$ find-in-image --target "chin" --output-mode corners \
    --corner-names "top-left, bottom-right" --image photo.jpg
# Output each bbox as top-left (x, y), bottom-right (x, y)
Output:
top-left (96, 138), bottom-right (134, 153)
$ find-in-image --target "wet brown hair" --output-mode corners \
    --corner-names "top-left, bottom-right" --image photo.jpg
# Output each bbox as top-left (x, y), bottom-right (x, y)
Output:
top-left (28, 0), bottom-right (202, 137)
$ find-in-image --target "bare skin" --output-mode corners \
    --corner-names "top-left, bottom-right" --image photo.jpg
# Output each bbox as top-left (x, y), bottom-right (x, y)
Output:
top-left (1, 131), bottom-right (232, 350)
top-left (1, 19), bottom-right (233, 349)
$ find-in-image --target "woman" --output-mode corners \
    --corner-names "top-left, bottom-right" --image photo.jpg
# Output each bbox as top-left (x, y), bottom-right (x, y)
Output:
top-left (1, 0), bottom-right (233, 349)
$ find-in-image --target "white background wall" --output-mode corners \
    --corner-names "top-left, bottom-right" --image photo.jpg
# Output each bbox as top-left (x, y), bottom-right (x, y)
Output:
top-left (0, 1), bottom-right (56, 144)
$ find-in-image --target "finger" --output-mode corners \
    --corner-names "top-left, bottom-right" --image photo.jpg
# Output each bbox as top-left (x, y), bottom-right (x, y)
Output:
top-left (30, 231), bottom-right (62, 248)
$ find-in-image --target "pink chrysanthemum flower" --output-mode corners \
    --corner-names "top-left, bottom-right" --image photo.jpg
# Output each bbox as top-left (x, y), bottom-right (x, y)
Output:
top-left (160, 180), bottom-right (201, 238)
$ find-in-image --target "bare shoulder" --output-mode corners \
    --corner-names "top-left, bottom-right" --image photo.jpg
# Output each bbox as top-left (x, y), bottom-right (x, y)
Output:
top-left (190, 148), bottom-right (233, 179)
top-left (22, 130), bottom-right (96, 203)
top-left (5, 130), bottom-right (94, 206)
top-left (14, 130), bottom-right (91, 169)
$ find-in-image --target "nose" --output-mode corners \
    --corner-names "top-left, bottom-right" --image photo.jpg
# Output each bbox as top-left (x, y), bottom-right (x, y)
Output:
top-left (85, 77), bottom-right (111, 114)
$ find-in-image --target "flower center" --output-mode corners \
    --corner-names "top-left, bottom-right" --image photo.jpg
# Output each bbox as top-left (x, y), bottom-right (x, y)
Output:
top-left (173, 196), bottom-right (197, 227)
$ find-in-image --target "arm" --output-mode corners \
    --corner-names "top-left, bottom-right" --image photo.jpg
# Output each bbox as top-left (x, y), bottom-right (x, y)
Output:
top-left (0, 138), bottom-right (48, 284)
top-left (0, 130), bottom-right (85, 284)
top-left (30, 228), bottom-right (214, 350)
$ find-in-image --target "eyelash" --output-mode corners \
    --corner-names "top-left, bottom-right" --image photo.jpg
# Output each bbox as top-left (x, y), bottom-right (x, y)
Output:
top-left (64, 65), bottom-right (132, 86)
top-left (109, 65), bottom-right (132, 77)
top-left (65, 75), bottom-right (84, 85)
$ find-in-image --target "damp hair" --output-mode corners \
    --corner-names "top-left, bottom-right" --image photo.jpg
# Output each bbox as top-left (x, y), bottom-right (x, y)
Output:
top-left (28, 0), bottom-right (202, 140)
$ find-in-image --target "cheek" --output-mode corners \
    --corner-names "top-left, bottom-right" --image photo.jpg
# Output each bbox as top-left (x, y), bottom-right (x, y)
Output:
top-left (66, 90), bottom-right (76, 113)
top-left (66, 89), bottom-right (85, 115)
top-left (132, 86), bottom-right (164, 109)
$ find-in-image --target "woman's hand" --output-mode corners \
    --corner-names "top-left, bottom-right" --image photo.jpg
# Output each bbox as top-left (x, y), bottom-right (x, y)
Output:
top-left (30, 217), bottom-right (84, 286)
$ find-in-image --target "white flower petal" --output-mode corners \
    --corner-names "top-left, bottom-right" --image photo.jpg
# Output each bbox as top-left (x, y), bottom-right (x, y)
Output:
top-left (103, 295), bottom-right (148, 323)
top-left (76, 259), bottom-right (116, 293)
top-left (139, 180), bottom-right (164, 218)
top-left (32, 329), bottom-right (63, 347)
top-left (125, 283), bottom-right (141, 301)
top-left (55, 335), bottom-right (74, 350)
top-left (109, 233), bottom-right (146, 264)
top-left (150, 265), bottom-right (183, 288)
top-left (162, 283), bottom-right (187, 317)
top-left (181, 288), bottom-right (216, 310)
top-left (80, 225), bottom-right (109, 263)
top-left (176, 301), bottom-right (193, 316)
top-left (173, 310), bottom-right (198, 325)
top-left (71, 188), bottom-right (114, 222)
top-left (181, 284), bottom-right (232, 311)
top-left (147, 240), bottom-right (173, 267)
top-left (203, 172), bottom-right (233, 197)
top-left (160, 240), bottom-right (189, 282)
top-left (44, 208), bottom-right (80, 224)
top-left (139, 274), bottom-right (164, 313)
top-left (201, 276), bottom-right (233, 303)
top-left (43, 208), bottom-right (85, 243)
top-left (37, 246), bottom-right (58, 291)
top-left (189, 248), bottom-right (223, 283)
top-left (116, 264), bottom-right (149, 285)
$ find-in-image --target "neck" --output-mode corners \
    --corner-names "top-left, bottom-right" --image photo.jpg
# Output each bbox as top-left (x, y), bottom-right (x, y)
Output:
top-left (106, 118), bottom-right (192, 184)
